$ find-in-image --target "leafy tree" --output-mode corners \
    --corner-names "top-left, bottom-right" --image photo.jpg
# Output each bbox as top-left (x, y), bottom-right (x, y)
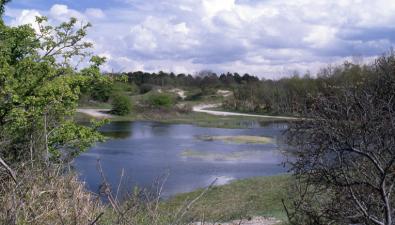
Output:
top-left (90, 78), bottom-right (114, 102)
top-left (0, 0), bottom-right (107, 174)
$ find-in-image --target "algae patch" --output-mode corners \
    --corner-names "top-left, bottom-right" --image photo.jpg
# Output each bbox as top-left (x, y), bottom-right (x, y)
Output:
top-left (197, 135), bottom-right (273, 144)
top-left (181, 150), bottom-right (255, 161)
top-left (180, 149), bottom-right (280, 162)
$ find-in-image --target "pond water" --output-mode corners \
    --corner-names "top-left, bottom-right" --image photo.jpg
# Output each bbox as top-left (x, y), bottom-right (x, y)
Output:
top-left (74, 121), bottom-right (288, 197)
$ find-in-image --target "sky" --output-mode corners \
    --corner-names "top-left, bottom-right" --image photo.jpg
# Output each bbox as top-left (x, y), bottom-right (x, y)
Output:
top-left (4, 0), bottom-right (395, 78)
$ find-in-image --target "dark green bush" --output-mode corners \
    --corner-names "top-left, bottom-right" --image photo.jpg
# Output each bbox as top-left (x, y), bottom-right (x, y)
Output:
top-left (139, 84), bottom-right (155, 94)
top-left (147, 93), bottom-right (174, 108)
top-left (111, 94), bottom-right (132, 115)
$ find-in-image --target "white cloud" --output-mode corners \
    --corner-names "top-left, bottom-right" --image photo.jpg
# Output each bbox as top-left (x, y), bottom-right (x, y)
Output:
top-left (49, 4), bottom-right (85, 22)
top-left (6, 0), bottom-right (395, 78)
top-left (10, 9), bottom-right (41, 31)
top-left (304, 25), bottom-right (338, 48)
top-left (203, 0), bottom-right (235, 18)
top-left (85, 8), bottom-right (106, 19)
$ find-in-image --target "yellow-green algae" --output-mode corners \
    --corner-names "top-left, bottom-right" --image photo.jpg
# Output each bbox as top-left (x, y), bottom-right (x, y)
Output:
top-left (198, 135), bottom-right (273, 144)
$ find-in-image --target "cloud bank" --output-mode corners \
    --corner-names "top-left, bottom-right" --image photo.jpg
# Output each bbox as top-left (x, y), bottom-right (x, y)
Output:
top-left (5, 0), bottom-right (395, 78)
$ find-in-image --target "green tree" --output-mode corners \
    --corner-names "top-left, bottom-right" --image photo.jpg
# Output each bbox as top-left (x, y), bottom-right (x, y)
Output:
top-left (0, 0), bottom-right (108, 173)
top-left (90, 78), bottom-right (114, 102)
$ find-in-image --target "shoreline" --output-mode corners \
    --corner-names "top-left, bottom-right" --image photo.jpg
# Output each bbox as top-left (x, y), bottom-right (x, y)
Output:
top-left (77, 104), bottom-right (299, 122)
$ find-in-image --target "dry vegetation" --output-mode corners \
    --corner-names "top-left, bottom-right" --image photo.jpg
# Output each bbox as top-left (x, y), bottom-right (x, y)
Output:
top-left (0, 164), bottom-right (103, 225)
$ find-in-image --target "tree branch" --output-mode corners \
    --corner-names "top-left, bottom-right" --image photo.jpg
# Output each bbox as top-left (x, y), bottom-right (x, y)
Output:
top-left (0, 156), bottom-right (17, 183)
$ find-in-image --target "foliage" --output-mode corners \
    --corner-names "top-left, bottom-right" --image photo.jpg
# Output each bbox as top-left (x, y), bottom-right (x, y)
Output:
top-left (0, 7), bottom-right (107, 163)
top-left (90, 78), bottom-right (114, 102)
top-left (139, 83), bottom-right (156, 94)
top-left (111, 94), bottom-right (132, 116)
top-left (0, 1), bottom-right (11, 15)
top-left (146, 93), bottom-right (174, 108)
top-left (112, 81), bottom-right (139, 95)
top-left (49, 120), bottom-right (106, 161)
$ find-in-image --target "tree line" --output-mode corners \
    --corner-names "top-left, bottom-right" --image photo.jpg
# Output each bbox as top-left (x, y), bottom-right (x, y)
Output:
top-left (107, 61), bottom-right (372, 116)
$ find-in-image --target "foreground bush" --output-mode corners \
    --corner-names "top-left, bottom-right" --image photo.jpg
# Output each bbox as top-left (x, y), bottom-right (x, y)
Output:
top-left (0, 165), bottom-right (103, 225)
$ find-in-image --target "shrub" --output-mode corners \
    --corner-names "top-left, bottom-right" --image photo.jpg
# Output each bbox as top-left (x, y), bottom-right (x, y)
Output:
top-left (139, 84), bottom-right (155, 94)
top-left (111, 94), bottom-right (132, 115)
top-left (147, 93), bottom-right (174, 108)
top-left (113, 82), bottom-right (139, 95)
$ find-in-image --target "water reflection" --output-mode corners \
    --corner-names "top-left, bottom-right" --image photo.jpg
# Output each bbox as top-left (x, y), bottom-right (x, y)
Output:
top-left (74, 121), bottom-right (288, 197)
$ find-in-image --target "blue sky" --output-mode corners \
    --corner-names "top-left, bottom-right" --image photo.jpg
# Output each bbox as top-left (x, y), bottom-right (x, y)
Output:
top-left (5, 0), bottom-right (395, 78)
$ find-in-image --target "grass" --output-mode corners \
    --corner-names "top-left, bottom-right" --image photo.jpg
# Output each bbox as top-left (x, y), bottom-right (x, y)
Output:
top-left (213, 106), bottom-right (298, 117)
top-left (116, 111), bottom-right (286, 129)
top-left (161, 175), bottom-right (292, 223)
top-left (198, 135), bottom-right (273, 144)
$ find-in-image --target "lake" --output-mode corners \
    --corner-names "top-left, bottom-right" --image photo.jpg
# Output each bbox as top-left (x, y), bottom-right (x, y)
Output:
top-left (74, 121), bottom-right (288, 197)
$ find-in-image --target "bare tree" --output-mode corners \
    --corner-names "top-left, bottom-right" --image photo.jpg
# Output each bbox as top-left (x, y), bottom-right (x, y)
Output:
top-left (285, 53), bottom-right (395, 225)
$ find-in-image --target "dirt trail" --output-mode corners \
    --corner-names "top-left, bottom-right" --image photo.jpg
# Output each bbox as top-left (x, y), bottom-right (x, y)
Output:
top-left (77, 104), bottom-right (300, 121)
top-left (76, 109), bottom-right (113, 118)
top-left (192, 104), bottom-right (299, 120)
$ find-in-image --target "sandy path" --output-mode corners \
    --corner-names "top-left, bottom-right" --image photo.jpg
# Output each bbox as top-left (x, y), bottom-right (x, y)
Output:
top-left (76, 109), bottom-right (113, 118)
top-left (192, 104), bottom-right (299, 120)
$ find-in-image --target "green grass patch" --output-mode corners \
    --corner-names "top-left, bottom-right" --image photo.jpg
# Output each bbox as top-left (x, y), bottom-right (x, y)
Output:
top-left (129, 111), bottom-right (284, 129)
top-left (76, 109), bottom-right (286, 129)
top-left (161, 175), bottom-right (291, 223)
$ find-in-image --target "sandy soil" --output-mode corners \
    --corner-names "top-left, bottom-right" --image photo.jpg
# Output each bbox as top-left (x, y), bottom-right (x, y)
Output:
top-left (169, 88), bottom-right (187, 99)
top-left (192, 104), bottom-right (299, 120)
top-left (191, 216), bottom-right (281, 225)
top-left (217, 89), bottom-right (233, 97)
top-left (76, 109), bottom-right (113, 118)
